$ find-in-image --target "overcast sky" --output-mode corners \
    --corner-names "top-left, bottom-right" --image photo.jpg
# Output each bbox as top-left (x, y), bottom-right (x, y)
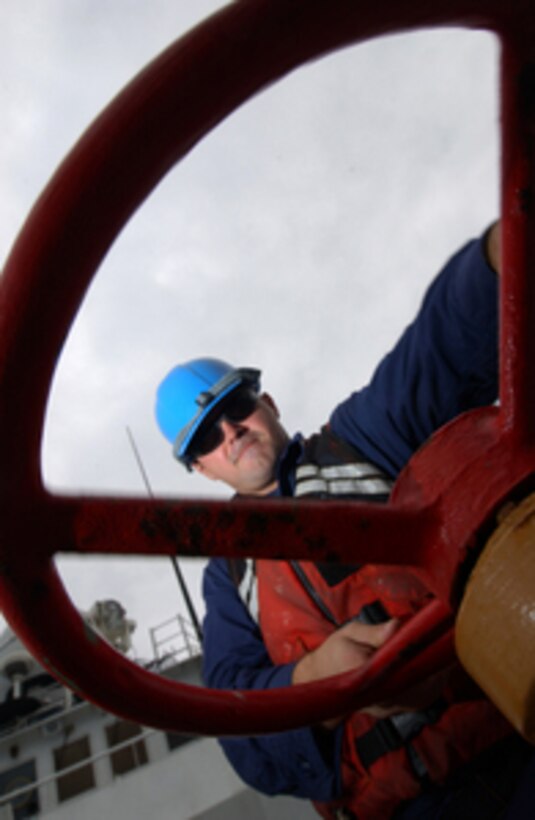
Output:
top-left (1, 2), bottom-right (500, 659)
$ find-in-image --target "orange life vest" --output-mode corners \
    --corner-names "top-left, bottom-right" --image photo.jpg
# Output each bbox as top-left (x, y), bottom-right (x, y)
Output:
top-left (257, 559), bottom-right (512, 819)
top-left (255, 429), bottom-right (513, 819)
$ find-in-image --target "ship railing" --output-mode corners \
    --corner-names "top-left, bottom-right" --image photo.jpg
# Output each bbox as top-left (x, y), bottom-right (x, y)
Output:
top-left (148, 614), bottom-right (202, 667)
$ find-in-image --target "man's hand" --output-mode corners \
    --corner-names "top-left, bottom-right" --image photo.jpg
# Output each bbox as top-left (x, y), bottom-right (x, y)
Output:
top-left (292, 618), bottom-right (398, 686)
top-left (292, 619), bottom-right (399, 728)
top-left (291, 618), bottom-right (451, 727)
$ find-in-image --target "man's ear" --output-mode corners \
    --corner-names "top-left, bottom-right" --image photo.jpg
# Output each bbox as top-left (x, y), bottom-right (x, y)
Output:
top-left (260, 392), bottom-right (280, 418)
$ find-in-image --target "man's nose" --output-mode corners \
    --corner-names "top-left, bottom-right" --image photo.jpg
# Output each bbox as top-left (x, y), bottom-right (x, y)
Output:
top-left (219, 418), bottom-right (240, 440)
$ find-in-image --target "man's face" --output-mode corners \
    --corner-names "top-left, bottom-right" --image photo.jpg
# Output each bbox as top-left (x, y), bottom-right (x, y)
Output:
top-left (192, 393), bottom-right (289, 495)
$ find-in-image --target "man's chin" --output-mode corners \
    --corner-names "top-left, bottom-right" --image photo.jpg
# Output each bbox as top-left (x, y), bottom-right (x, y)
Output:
top-left (239, 460), bottom-right (277, 495)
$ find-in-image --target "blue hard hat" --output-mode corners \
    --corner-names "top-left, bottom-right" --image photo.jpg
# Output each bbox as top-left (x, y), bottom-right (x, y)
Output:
top-left (155, 358), bottom-right (261, 467)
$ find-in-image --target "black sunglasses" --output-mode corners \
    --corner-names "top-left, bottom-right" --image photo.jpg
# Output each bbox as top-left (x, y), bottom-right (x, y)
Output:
top-left (189, 388), bottom-right (259, 459)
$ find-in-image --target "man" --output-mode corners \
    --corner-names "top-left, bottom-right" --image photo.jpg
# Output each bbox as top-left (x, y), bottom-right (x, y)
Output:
top-left (154, 224), bottom-right (531, 818)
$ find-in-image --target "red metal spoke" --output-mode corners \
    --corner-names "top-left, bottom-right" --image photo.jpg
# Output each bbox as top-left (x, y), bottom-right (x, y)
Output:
top-left (48, 493), bottom-right (435, 568)
top-left (499, 38), bottom-right (535, 445)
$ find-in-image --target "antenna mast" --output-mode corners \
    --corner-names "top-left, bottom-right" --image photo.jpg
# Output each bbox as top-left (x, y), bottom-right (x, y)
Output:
top-left (126, 427), bottom-right (203, 643)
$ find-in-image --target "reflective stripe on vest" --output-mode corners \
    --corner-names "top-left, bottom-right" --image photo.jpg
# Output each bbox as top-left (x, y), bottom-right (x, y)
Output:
top-left (295, 461), bottom-right (393, 498)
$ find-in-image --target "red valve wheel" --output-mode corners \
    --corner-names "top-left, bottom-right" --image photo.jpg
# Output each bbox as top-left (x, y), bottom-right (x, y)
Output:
top-left (1, 0), bottom-right (535, 735)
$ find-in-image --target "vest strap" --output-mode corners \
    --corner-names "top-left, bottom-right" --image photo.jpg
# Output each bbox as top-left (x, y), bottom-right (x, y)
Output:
top-left (355, 700), bottom-right (448, 773)
top-left (289, 561), bottom-right (341, 626)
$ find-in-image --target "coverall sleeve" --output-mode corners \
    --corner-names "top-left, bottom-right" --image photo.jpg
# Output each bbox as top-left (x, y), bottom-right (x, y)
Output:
top-left (330, 232), bottom-right (499, 476)
top-left (202, 558), bottom-right (341, 800)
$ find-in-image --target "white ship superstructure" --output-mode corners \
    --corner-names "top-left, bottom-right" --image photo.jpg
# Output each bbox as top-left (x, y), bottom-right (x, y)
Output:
top-left (0, 603), bottom-right (316, 819)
